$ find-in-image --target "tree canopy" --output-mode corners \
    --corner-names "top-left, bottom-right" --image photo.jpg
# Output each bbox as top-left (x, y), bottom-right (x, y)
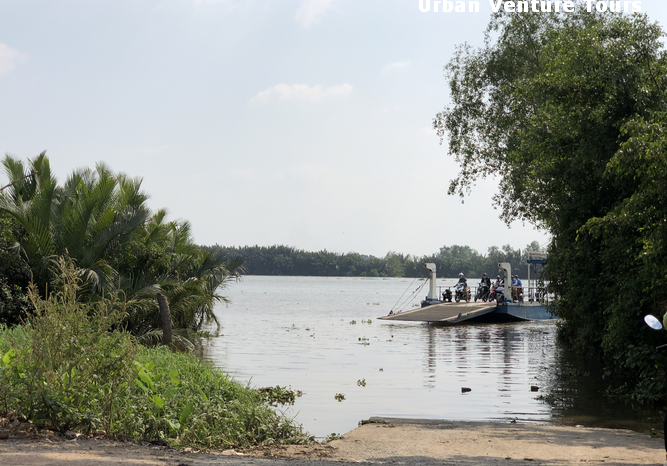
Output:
top-left (435, 4), bottom-right (667, 401)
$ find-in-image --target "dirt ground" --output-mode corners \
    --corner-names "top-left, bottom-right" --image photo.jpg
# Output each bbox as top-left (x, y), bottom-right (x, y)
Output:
top-left (0, 417), bottom-right (664, 466)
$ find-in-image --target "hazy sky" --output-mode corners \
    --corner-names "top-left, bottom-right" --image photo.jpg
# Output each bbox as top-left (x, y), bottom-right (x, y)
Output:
top-left (1, 0), bottom-right (666, 257)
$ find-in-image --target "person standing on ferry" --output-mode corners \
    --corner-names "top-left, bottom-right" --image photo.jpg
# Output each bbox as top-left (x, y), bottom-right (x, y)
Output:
top-left (495, 275), bottom-right (505, 301)
top-left (511, 275), bottom-right (523, 301)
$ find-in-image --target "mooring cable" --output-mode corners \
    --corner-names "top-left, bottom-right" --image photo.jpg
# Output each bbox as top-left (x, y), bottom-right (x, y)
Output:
top-left (391, 273), bottom-right (428, 314)
top-left (395, 280), bottom-right (428, 314)
top-left (390, 273), bottom-right (422, 313)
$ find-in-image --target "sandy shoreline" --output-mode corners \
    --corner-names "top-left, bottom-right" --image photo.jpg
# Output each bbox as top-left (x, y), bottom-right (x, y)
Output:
top-left (1, 417), bottom-right (664, 466)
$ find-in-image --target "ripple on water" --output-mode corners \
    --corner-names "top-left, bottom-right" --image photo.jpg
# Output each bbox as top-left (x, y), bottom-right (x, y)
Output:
top-left (201, 275), bottom-right (659, 437)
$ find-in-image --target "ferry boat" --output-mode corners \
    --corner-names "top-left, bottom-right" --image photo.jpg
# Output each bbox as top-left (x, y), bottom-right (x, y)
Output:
top-left (380, 253), bottom-right (556, 325)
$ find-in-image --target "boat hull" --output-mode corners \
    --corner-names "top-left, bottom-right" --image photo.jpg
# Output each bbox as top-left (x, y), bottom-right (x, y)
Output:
top-left (379, 301), bottom-right (556, 325)
top-left (495, 302), bottom-right (556, 322)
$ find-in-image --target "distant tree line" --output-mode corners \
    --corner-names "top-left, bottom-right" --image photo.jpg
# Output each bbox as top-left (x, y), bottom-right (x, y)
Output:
top-left (203, 242), bottom-right (543, 279)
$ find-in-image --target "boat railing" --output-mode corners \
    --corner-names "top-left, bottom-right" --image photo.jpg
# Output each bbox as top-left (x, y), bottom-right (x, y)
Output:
top-left (518, 286), bottom-right (552, 304)
top-left (436, 285), bottom-right (552, 304)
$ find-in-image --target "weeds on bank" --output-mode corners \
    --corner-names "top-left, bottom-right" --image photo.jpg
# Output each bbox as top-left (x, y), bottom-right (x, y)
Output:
top-left (121, 347), bottom-right (311, 449)
top-left (0, 260), bottom-right (137, 434)
top-left (0, 260), bottom-right (311, 449)
top-left (323, 432), bottom-right (342, 443)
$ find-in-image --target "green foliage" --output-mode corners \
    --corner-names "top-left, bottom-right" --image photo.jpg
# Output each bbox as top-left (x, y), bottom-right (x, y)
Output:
top-left (0, 259), bottom-right (137, 433)
top-left (0, 154), bottom-right (150, 293)
top-left (0, 264), bottom-right (310, 448)
top-left (0, 213), bottom-right (33, 326)
top-left (323, 432), bottom-right (342, 443)
top-left (207, 242), bottom-right (542, 278)
top-left (435, 5), bottom-right (667, 401)
top-left (257, 385), bottom-right (303, 407)
top-left (116, 348), bottom-right (310, 448)
top-left (0, 154), bottom-right (242, 334)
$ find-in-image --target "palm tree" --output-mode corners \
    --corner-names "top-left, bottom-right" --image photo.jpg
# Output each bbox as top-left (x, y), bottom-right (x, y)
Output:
top-left (0, 154), bottom-right (150, 294)
top-left (120, 215), bottom-right (243, 334)
top-left (0, 153), bottom-right (243, 337)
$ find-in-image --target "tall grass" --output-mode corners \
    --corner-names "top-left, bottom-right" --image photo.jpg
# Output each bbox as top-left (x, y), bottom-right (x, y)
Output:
top-left (0, 261), bottom-right (310, 449)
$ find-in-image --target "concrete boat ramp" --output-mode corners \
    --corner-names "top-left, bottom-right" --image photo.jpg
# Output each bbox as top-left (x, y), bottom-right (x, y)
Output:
top-left (379, 302), bottom-right (497, 324)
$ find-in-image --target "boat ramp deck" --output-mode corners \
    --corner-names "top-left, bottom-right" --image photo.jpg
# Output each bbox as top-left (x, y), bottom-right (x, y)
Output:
top-left (379, 302), bottom-right (497, 324)
top-left (378, 301), bottom-right (556, 324)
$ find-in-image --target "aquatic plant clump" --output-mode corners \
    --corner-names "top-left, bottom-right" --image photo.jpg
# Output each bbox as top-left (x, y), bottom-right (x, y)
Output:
top-left (258, 385), bottom-right (303, 406)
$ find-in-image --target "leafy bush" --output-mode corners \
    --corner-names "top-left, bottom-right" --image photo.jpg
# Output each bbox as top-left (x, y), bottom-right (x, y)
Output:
top-left (0, 260), bottom-right (137, 433)
top-left (0, 214), bottom-right (33, 326)
top-left (116, 348), bottom-right (311, 449)
top-left (0, 260), bottom-right (311, 448)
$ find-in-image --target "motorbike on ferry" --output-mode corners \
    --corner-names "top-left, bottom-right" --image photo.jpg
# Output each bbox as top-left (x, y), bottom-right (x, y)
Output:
top-left (454, 283), bottom-right (470, 303)
top-left (488, 284), bottom-right (505, 303)
top-left (474, 281), bottom-right (490, 302)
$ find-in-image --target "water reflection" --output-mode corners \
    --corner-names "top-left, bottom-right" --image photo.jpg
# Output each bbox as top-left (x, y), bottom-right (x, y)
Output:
top-left (424, 326), bottom-right (437, 388)
top-left (201, 276), bottom-right (659, 437)
top-left (544, 344), bottom-right (661, 432)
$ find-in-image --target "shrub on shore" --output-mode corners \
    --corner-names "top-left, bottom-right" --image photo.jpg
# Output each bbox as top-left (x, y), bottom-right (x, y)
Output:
top-left (123, 347), bottom-right (310, 449)
top-left (0, 262), bottom-right (310, 449)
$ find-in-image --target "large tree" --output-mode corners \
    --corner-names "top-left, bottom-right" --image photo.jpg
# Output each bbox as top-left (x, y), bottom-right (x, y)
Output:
top-left (435, 5), bottom-right (667, 400)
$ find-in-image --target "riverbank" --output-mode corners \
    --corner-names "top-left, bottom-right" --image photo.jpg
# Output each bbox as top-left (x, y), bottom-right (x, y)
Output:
top-left (0, 280), bottom-right (310, 451)
top-left (1, 418), bottom-right (663, 465)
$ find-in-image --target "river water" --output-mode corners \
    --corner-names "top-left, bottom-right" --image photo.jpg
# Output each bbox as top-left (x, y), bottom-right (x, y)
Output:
top-left (201, 275), bottom-right (658, 438)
